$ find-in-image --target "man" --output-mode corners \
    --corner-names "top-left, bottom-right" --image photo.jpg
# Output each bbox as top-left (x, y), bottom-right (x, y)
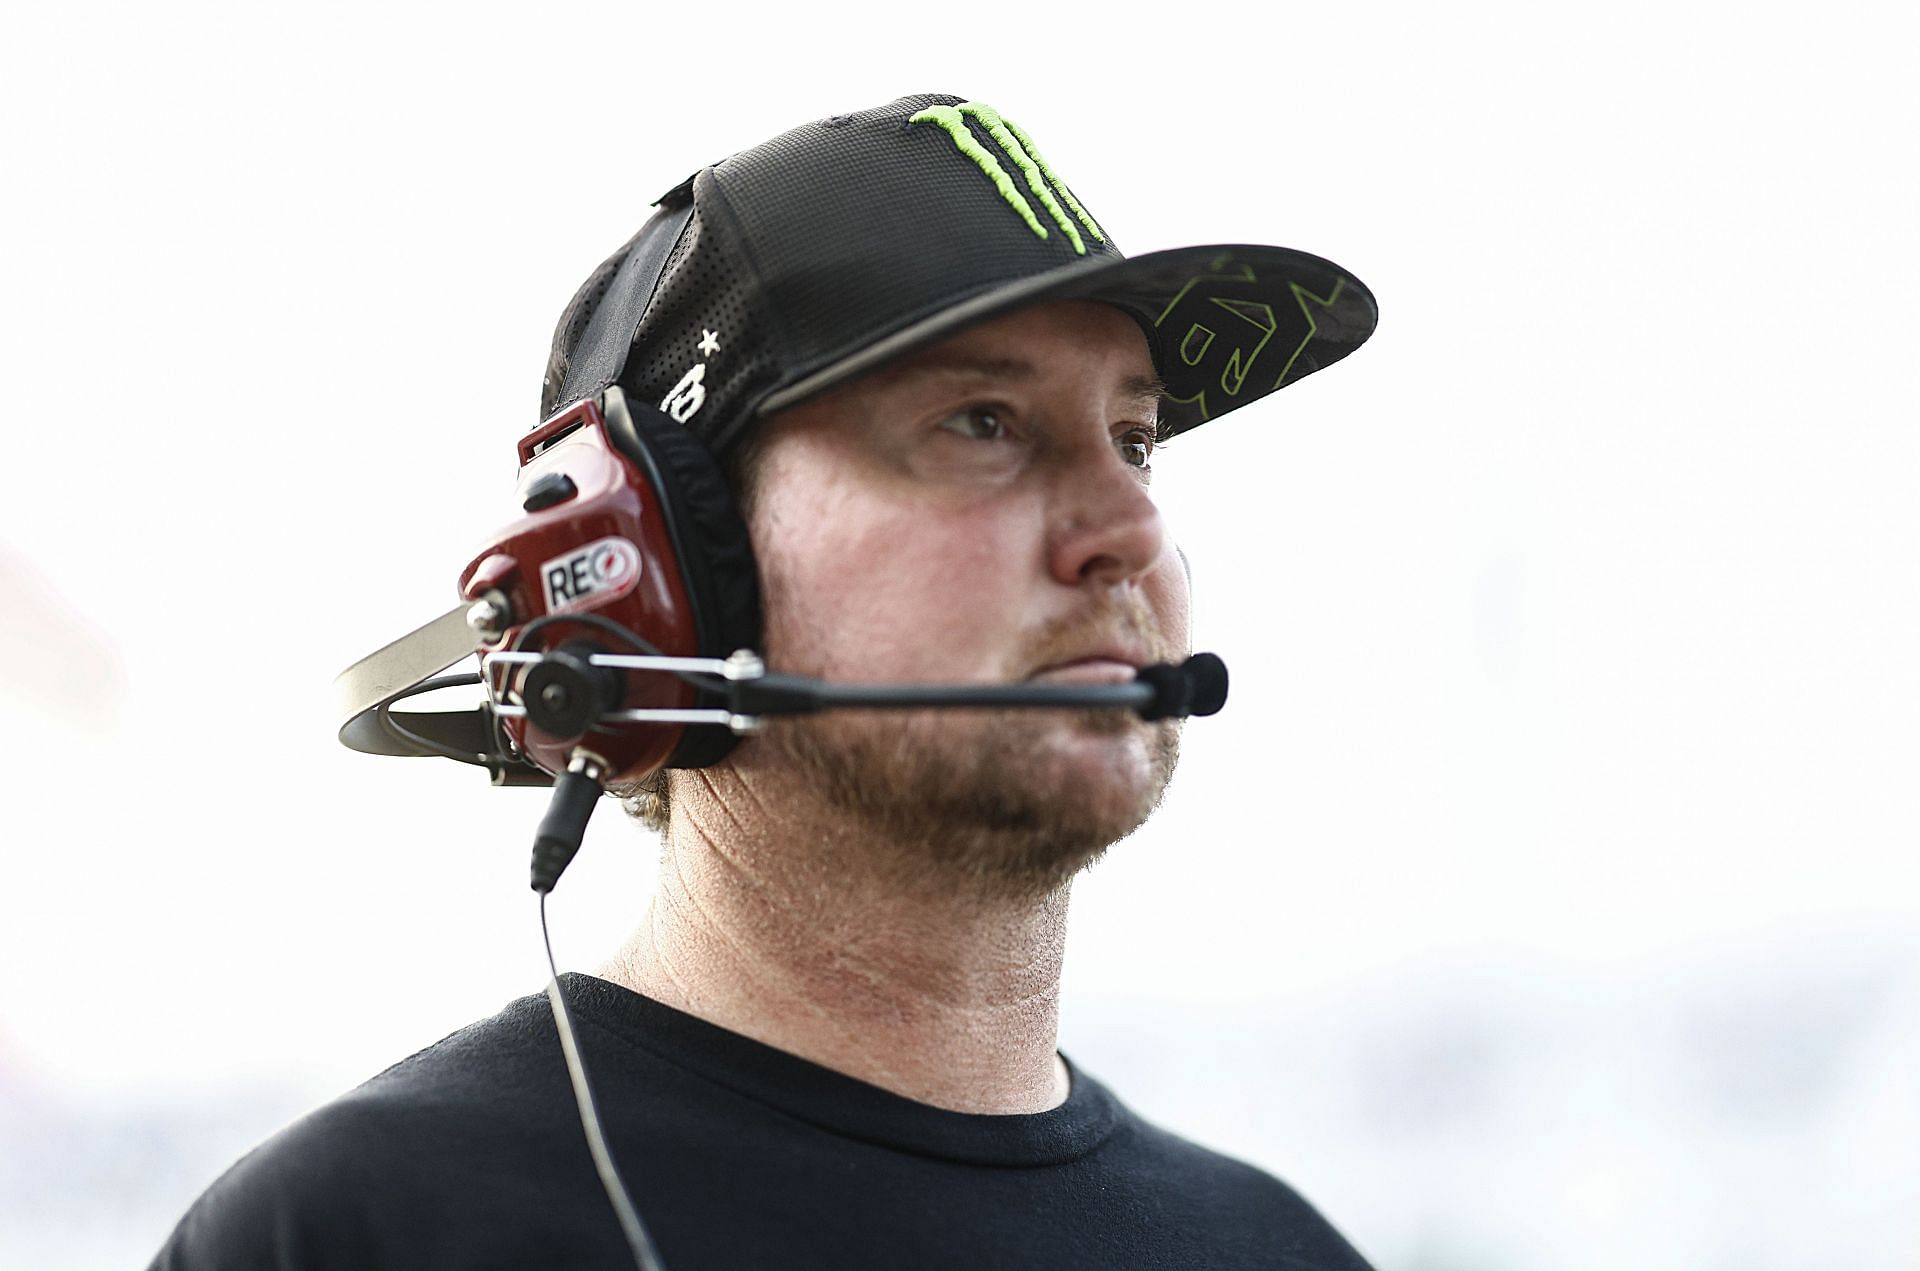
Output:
top-left (153, 93), bottom-right (1377, 1269)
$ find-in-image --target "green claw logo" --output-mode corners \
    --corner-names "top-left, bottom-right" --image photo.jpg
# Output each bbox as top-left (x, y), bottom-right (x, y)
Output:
top-left (909, 102), bottom-right (1105, 255)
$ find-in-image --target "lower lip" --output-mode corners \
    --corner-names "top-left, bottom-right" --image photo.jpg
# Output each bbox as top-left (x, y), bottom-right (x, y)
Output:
top-left (1029, 659), bottom-right (1137, 686)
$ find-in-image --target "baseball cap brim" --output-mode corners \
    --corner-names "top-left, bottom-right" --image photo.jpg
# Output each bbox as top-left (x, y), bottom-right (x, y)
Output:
top-left (755, 243), bottom-right (1376, 441)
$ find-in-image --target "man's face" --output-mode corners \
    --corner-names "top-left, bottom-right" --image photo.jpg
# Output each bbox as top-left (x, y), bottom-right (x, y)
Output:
top-left (740, 300), bottom-right (1190, 895)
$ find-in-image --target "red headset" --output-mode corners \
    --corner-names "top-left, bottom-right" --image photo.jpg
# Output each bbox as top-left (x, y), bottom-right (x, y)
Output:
top-left (335, 385), bottom-right (761, 790)
top-left (461, 385), bottom-right (764, 784)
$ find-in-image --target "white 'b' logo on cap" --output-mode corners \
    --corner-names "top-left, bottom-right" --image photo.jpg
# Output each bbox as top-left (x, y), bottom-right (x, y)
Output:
top-left (662, 363), bottom-right (707, 422)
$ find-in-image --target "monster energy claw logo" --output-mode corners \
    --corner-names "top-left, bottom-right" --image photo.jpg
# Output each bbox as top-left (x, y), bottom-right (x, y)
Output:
top-left (908, 102), bottom-right (1105, 255)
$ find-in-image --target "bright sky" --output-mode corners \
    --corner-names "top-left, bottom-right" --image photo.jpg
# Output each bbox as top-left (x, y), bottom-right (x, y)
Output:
top-left (2, 4), bottom-right (1916, 1268)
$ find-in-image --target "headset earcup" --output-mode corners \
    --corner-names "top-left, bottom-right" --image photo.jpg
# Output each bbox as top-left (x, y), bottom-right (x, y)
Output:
top-left (606, 398), bottom-right (764, 768)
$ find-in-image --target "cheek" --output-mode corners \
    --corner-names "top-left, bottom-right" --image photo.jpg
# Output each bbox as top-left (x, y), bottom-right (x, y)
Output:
top-left (751, 471), bottom-right (1035, 680)
top-left (1149, 551), bottom-right (1193, 655)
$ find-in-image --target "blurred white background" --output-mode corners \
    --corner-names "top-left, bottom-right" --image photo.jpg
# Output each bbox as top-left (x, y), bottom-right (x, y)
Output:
top-left (3, 2), bottom-right (1916, 1268)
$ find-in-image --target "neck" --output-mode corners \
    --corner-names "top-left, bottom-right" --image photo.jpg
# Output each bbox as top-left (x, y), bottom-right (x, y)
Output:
top-left (599, 764), bottom-right (1073, 1115)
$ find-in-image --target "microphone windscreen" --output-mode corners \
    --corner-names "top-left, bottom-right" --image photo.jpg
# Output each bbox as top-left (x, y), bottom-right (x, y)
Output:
top-left (1181, 653), bottom-right (1229, 717)
top-left (1133, 662), bottom-right (1190, 721)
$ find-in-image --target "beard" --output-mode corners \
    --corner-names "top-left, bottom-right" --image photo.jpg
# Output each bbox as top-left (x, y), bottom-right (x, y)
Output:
top-left (756, 703), bottom-right (1182, 903)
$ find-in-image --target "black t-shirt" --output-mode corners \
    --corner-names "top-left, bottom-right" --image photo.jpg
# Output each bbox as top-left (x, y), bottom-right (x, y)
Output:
top-left (151, 975), bottom-right (1372, 1270)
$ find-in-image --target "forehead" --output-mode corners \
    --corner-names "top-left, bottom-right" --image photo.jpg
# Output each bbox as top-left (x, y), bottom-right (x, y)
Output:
top-left (839, 299), bottom-right (1163, 408)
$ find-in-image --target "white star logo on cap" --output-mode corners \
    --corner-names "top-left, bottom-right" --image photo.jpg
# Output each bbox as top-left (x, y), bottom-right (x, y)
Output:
top-left (698, 329), bottom-right (721, 357)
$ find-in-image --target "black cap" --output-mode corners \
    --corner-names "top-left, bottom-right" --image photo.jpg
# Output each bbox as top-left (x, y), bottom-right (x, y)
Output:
top-left (541, 93), bottom-right (1376, 452)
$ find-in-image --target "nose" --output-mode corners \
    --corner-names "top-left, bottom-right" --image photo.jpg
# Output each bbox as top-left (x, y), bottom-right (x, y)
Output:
top-left (1046, 453), bottom-right (1167, 587)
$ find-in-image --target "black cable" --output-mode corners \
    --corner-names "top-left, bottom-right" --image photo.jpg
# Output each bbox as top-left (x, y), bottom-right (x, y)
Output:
top-left (509, 611), bottom-right (662, 657)
top-left (506, 612), bottom-right (727, 697)
top-left (530, 765), bottom-right (605, 893)
top-left (376, 673), bottom-right (497, 767)
top-left (540, 894), bottom-right (667, 1271)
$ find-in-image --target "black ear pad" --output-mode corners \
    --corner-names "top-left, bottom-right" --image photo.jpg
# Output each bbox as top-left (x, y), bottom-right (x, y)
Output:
top-left (602, 394), bottom-right (764, 768)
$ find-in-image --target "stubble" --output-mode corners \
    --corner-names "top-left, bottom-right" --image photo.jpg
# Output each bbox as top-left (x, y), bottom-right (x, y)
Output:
top-left (759, 703), bottom-right (1182, 903)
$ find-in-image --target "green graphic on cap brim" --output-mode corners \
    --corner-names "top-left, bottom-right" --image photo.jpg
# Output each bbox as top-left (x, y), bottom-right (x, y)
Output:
top-left (757, 244), bottom-right (1377, 440)
top-left (1274, 278), bottom-right (1346, 389)
top-left (1153, 262), bottom-right (1350, 421)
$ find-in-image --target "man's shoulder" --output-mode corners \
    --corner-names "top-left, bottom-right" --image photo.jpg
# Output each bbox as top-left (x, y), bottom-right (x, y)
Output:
top-left (149, 992), bottom-right (574, 1270)
top-left (1107, 1104), bottom-right (1308, 1193)
top-left (272, 986), bottom-right (571, 1158)
top-left (1093, 1090), bottom-right (1374, 1271)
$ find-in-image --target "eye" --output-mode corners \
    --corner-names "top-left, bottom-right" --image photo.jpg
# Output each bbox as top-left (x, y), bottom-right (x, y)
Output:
top-left (935, 405), bottom-right (1009, 442)
top-left (1115, 427), bottom-right (1155, 469)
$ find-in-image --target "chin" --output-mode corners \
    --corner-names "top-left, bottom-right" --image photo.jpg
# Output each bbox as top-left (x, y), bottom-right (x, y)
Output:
top-left (1030, 714), bottom-right (1175, 816)
top-left (761, 708), bottom-right (1181, 899)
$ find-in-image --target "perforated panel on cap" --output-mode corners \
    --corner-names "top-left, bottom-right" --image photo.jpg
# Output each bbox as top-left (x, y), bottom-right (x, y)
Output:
top-left (612, 171), bottom-right (785, 454)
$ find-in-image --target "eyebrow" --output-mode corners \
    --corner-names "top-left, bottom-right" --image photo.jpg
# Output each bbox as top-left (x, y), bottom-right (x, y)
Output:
top-left (884, 352), bottom-right (1168, 408)
top-left (1120, 372), bottom-right (1170, 407)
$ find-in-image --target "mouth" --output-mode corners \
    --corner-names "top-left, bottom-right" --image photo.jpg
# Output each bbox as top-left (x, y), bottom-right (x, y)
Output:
top-left (1026, 648), bottom-right (1149, 686)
